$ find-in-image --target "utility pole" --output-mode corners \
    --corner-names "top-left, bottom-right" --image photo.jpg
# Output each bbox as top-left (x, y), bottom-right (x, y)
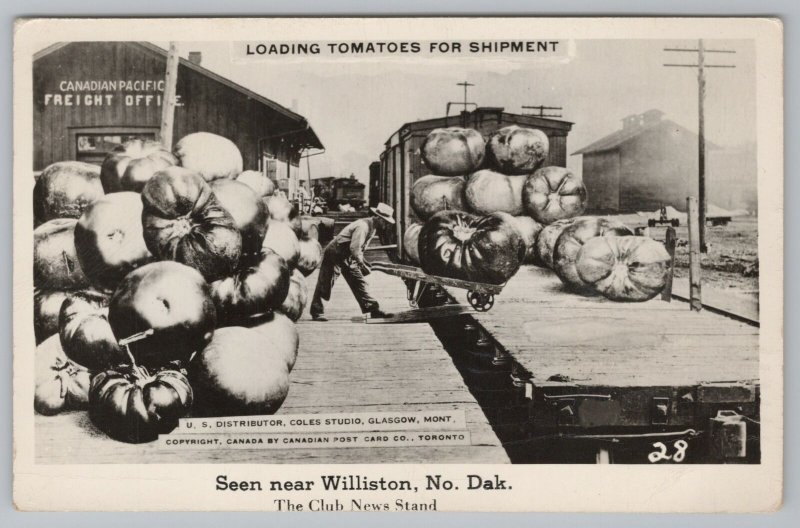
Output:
top-left (160, 42), bottom-right (180, 151)
top-left (697, 40), bottom-right (706, 253)
top-left (664, 40), bottom-right (736, 253)
top-left (687, 197), bottom-right (703, 311)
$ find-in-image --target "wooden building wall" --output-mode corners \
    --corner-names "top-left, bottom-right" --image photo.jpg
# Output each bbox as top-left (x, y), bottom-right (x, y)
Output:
top-left (581, 123), bottom-right (702, 213)
top-left (34, 42), bottom-right (301, 171)
top-left (583, 150), bottom-right (620, 213)
top-left (617, 126), bottom-right (698, 213)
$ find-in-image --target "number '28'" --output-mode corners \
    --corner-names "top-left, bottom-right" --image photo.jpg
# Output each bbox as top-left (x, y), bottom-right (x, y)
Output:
top-left (648, 440), bottom-right (689, 463)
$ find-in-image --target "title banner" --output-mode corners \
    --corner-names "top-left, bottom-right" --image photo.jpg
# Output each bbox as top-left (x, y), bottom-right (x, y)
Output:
top-left (231, 40), bottom-right (570, 61)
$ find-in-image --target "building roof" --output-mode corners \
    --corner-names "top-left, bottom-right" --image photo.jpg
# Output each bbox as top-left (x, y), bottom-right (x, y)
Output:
top-left (573, 111), bottom-right (717, 156)
top-left (34, 41), bottom-right (323, 150)
top-left (573, 121), bottom-right (660, 155)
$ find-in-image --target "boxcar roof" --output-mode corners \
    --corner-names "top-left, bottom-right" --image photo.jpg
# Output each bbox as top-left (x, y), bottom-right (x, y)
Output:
top-left (399, 111), bottom-right (573, 134)
top-left (34, 41), bottom-right (323, 150)
top-left (384, 109), bottom-right (573, 148)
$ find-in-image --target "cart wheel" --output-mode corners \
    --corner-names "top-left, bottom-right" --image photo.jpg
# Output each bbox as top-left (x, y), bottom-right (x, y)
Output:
top-left (467, 291), bottom-right (494, 312)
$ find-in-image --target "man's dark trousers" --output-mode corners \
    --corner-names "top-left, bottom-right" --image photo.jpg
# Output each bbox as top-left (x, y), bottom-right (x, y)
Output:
top-left (310, 241), bottom-right (379, 317)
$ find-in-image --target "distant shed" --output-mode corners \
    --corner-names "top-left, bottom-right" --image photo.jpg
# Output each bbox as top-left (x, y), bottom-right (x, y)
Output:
top-left (574, 109), bottom-right (724, 213)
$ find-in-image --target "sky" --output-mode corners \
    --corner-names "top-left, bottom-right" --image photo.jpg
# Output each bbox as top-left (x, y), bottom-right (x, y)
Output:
top-left (164, 39), bottom-right (756, 186)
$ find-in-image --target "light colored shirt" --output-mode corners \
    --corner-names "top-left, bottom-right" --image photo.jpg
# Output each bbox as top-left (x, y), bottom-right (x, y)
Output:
top-left (335, 217), bottom-right (376, 266)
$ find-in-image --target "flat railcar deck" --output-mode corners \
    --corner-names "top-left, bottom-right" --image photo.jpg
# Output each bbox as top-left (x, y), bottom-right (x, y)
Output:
top-left (437, 265), bottom-right (760, 462)
top-left (444, 266), bottom-right (758, 388)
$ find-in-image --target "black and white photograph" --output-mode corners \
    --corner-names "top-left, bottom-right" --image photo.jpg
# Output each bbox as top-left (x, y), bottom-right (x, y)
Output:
top-left (13, 17), bottom-right (783, 512)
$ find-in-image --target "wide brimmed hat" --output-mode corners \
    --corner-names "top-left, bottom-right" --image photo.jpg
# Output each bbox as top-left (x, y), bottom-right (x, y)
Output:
top-left (370, 202), bottom-right (395, 224)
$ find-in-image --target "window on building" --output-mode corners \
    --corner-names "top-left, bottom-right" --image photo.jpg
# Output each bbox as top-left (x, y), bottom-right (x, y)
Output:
top-left (263, 156), bottom-right (278, 181)
top-left (275, 160), bottom-right (289, 191)
top-left (75, 131), bottom-right (157, 164)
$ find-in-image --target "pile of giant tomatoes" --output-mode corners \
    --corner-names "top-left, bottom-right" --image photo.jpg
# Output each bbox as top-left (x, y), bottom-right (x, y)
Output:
top-left (32, 133), bottom-right (322, 443)
top-left (407, 127), bottom-right (668, 302)
top-left (408, 125), bottom-right (586, 284)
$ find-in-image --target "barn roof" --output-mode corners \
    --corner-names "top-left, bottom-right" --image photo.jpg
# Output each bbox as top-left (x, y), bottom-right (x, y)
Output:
top-left (572, 112), bottom-right (718, 156)
top-left (34, 41), bottom-right (323, 150)
top-left (572, 121), bottom-right (662, 155)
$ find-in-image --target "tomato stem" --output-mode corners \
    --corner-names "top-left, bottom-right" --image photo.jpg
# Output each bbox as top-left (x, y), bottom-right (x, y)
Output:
top-left (452, 224), bottom-right (476, 243)
top-left (123, 344), bottom-right (142, 378)
top-left (172, 217), bottom-right (194, 238)
top-left (117, 329), bottom-right (156, 383)
top-left (58, 372), bottom-right (67, 399)
top-left (124, 345), bottom-right (136, 368)
top-left (62, 250), bottom-right (74, 274)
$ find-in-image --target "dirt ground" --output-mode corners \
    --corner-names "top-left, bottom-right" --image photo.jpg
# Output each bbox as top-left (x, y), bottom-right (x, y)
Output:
top-left (671, 217), bottom-right (759, 295)
top-left (644, 217), bottom-right (759, 297)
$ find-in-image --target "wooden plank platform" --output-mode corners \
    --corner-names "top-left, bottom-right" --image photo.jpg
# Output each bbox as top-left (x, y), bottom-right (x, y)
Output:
top-left (35, 265), bottom-right (509, 464)
top-left (444, 266), bottom-right (759, 388)
top-left (353, 304), bottom-right (474, 324)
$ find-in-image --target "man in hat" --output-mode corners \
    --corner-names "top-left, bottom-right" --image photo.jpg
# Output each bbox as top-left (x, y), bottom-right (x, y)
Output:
top-left (310, 202), bottom-right (396, 321)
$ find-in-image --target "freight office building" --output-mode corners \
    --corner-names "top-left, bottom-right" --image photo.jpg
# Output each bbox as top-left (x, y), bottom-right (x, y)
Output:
top-left (33, 41), bottom-right (323, 200)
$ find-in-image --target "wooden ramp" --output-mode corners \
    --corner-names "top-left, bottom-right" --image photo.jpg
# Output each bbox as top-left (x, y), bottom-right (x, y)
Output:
top-left (35, 267), bottom-right (509, 464)
top-left (445, 266), bottom-right (759, 388)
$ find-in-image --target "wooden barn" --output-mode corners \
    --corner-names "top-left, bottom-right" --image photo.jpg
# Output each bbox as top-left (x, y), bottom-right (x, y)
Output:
top-left (33, 41), bottom-right (323, 198)
top-left (375, 107), bottom-right (573, 254)
top-left (572, 109), bottom-right (750, 214)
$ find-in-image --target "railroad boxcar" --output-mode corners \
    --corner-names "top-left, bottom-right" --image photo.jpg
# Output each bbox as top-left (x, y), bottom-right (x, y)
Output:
top-left (373, 106), bottom-right (573, 256)
top-left (330, 176), bottom-right (366, 210)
